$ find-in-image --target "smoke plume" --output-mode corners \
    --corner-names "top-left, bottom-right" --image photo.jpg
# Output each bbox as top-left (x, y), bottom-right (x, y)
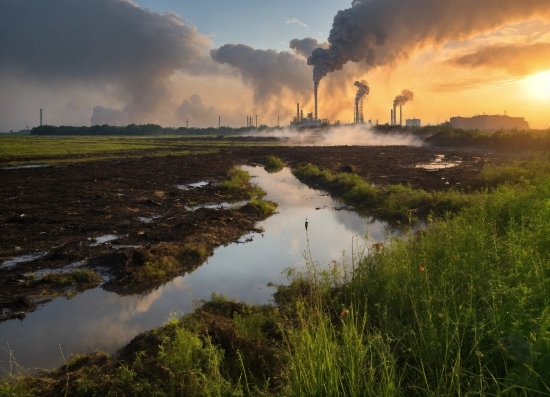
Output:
top-left (393, 89), bottom-right (414, 107)
top-left (210, 44), bottom-right (311, 102)
top-left (245, 125), bottom-right (423, 147)
top-left (289, 38), bottom-right (329, 58)
top-left (0, 0), bottom-right (212, 125)
top-left (307, 0), bottom-right (550, 82)
top-left (354, 80), bottom-right (370, 104)
top-left (174, 94), bottom-right (216, 127)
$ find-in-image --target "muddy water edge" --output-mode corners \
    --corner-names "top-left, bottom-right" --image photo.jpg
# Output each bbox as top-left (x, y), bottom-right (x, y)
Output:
top-left (0, 166), bottom-right (399, 373)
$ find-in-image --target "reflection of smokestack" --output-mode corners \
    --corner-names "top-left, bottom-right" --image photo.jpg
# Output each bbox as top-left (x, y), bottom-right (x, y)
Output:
top-left (314, 81), bottom-right (318, 120)
top-left (400, 105), bottom-right (402, 126)
top-left (40, 108), bottom-right (42, 126)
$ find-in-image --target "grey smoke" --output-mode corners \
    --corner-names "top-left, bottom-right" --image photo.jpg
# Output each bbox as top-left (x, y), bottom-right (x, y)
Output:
top-left (354, 80), bottom-right (370, 104)
top-left (91, 107), bottom-right (128, 126)
top-left (289, 38), bottom-right (329, 58)
top-left (174, 95), bottom-right (216, 127)
top-left (210, 44), bottom-right (311, 102)
top-left (307, 0), bottom-right (550, 82)
top-left (393, 89), bottom-right (414, 107)
top-left (0, 0), bottom-right (212, 124)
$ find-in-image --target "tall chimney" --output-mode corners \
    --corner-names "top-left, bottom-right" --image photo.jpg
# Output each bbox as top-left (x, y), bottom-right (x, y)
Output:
top-left (400, 105), bottom-right (402, 126)
top-left (301, 110), bottom-right (303, 121)
top-left (393, 105), bottom-right (397, 125)
top-left (314, 81), bottom-right (318, 120)
top-left (390, 109), bottom-right (393, 126)
top-left (218, 116), bottom-right (221, 128)
top-left (255, 115), bottom-right (257, 127)
top-left (297, 103), bottom-right (300, 123)
top-left (355, 102), bottom-right (359, 124)
top-left (40, 108), bottom-right (42, 126)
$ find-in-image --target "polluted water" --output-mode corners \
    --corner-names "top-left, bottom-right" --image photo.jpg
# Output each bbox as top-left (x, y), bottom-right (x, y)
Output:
top-left (0, 166), bottom-right (404, 372)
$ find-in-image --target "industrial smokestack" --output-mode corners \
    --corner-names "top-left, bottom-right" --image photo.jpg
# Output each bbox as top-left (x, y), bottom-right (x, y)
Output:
top-left (400, 105), bottom-right (402, 126)
top-left (393, 90), bottom-right (414, 126)
top-left (314, 80), bottom-right (318, 120)
top-left (40, 108), bottom-right (42, 126)
top-left (392, 105), bottom-right (397, 125)
top-left (297, 103), bottom-right (300, 122)
top-left (390, 109), bottom-right (393, 125)
top-left (354, 80), bottom-right (369, 124)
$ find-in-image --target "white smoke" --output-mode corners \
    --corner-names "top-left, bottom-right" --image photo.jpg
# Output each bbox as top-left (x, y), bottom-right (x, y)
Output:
top-left (243, 125), bottom-right (423, 147)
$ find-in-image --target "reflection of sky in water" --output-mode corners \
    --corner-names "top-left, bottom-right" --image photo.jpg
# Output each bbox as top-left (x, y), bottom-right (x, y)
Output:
top-left (0, 167), bottom-right (393, 373)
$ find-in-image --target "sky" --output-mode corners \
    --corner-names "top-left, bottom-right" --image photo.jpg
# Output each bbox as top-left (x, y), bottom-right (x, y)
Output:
top-left (1, 0), bottom-right (550, 132)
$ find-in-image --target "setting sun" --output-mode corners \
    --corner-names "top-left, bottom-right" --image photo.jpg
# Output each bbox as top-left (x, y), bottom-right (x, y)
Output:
top-left (523, 70), bottom-right (550, 101)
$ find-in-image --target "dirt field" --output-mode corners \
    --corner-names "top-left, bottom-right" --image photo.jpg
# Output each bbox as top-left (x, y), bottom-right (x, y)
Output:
top-left (0, 143), bottom-right (520, 320)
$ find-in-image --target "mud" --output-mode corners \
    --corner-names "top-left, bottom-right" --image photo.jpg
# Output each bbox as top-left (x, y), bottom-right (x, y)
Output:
top-left (0, 144), bottom-right (521, 320)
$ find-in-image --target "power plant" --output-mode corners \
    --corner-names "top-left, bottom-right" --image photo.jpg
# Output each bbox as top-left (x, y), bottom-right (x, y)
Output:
top-left (450, 115), bottom-right (529, 131)
top-left (391, 90), bottom-right (414, 126)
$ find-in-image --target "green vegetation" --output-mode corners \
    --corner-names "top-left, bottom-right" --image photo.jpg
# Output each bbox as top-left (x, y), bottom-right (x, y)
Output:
top-left (219, 167), bottom-right (251, 190)
top-left (293, 163), bottom-right (472, 222)
top-left (0, 135), bottom-right (278, 166)
top-left (425, 128), bottom-right (550, 150)
top-left (248, 198), bottom-right (278, 215)
top-left (39, 269), bottom-right (102, 287)
top-left (264, 155), bottom-right (285, 173)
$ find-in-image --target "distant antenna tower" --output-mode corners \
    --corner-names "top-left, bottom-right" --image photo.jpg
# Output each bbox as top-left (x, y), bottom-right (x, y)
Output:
top-left (40, 108), bottom-right (42, 126)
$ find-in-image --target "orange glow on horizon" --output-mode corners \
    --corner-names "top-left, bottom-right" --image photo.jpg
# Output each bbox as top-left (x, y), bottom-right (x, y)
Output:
top-left (522, 70), bottom-right (550, 102)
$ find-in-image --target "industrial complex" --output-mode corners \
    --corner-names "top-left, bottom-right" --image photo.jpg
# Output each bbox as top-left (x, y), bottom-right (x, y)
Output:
top-left (450, 115), bottom-right (529, 132)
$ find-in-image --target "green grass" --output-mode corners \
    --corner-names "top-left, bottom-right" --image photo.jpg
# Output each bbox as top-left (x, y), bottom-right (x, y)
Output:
top-left (248, 198), bottom-right (278, 215)
top-left (0, 136), bottom-right (278, 166)
top-left (219, 167), bottom-right (251, 190)
top-left (293, 163), bottom-right (472, 222)
top-left (264, 155), bottom-right (285, 173)
top-left (39, 269), bottom-right (102, 287)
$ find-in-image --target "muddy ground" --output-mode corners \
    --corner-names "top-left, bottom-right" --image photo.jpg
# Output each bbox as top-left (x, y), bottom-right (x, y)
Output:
top-left (0, 143), bottom-right (525, 320)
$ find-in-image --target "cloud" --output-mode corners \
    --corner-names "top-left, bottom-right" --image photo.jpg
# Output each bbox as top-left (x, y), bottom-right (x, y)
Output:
top-left (448, 42), bottom-right (550, 76)
top-left (0, 0), bottom-right (212, 125)
top-left (286, 18), bottom-right (309, 28)
top-left (91, 107), bottom-right (128, 126)
top-left (174, 94), bottom-right (217, 127)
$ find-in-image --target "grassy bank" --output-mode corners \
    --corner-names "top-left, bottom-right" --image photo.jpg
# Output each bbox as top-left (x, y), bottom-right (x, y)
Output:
top-left (293, 154), bottom-right (550, 223)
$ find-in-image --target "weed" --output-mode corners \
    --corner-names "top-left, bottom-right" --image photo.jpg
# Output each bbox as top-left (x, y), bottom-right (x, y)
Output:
top-left (40, 269), bottom-right (102, 287)
top-left (219, 167), bottom-right (250, 190)
top-left (248, 198), bottom-right (278, 215)
top-left (264, 155), bottom-right (284, 173)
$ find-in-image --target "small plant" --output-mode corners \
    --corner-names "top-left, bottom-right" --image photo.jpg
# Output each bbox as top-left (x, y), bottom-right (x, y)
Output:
top-left (249, 198), bottom-right (278, 215)
top-left (264, 155), bottom-right (285, 173)
top-left (219, 167), bottom-right (250, 190)
top-left (40, 269), bottom-right (102, 287)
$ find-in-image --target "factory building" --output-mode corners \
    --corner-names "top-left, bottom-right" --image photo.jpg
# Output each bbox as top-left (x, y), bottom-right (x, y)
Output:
top-left (406, 118), bottom-right (421, 127)
top-left (450, 115), bottom-right (529, 132)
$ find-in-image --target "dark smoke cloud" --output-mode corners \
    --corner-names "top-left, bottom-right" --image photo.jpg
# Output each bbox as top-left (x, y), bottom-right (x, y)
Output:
top-left (210, 44), bottom-right (311, 102)
top-left (0, 0), bottom-right (212, 123)
top-left (448, 42), bottom-right (550, 76)
top-left (91, 107), bottom-right (128, 126)
top-left (289, 38), bottom-right (329, 58)
top-left (354, 80), bottom-right (370, 104)
top-left (307, 0), bottom-right (550, 82)
top-left (174, 95), bottom-right (216, 127)
top-left (393, 90), bottom-right (414, 107)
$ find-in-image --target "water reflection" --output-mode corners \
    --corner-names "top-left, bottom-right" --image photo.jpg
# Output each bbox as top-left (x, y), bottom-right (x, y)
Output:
top-left (0, 167), bottom-right (395, 373)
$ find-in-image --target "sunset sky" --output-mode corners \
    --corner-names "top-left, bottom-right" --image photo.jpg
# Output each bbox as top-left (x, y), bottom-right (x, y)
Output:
top-left (1, 0), bottom-right (549, 131)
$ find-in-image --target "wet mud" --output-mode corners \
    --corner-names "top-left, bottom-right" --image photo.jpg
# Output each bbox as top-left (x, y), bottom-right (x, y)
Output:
top-left (0, 144), bottom-right (521, 320)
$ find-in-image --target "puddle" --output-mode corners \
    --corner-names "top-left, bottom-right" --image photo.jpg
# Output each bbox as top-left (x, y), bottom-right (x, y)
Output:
top-left (88, 234), bottom-right (126, 246)
top-left (110, 245), bottom-right (142, 250)
top-left (415, 155), bottom-right (461, 171)
top-left (0, 252), bottom-right (49, 269)
top-left (0, 166), bottom-right (404, 372)
top-left (138, 216), bottom-right (162, 224)
top-left (176, 181), bottom-right (210, 190)
top-left (185, 201), bottom-right (248, 211)
top-left (2, 164), bottom-right (50, 170)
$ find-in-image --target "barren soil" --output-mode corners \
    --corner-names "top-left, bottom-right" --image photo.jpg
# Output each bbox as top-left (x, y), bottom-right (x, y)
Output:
top-left (0, 144), bottom-right (521, 320)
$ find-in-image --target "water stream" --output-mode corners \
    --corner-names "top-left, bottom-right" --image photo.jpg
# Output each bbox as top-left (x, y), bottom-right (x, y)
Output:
top-left (0, 166), bottom-right (399, 372)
